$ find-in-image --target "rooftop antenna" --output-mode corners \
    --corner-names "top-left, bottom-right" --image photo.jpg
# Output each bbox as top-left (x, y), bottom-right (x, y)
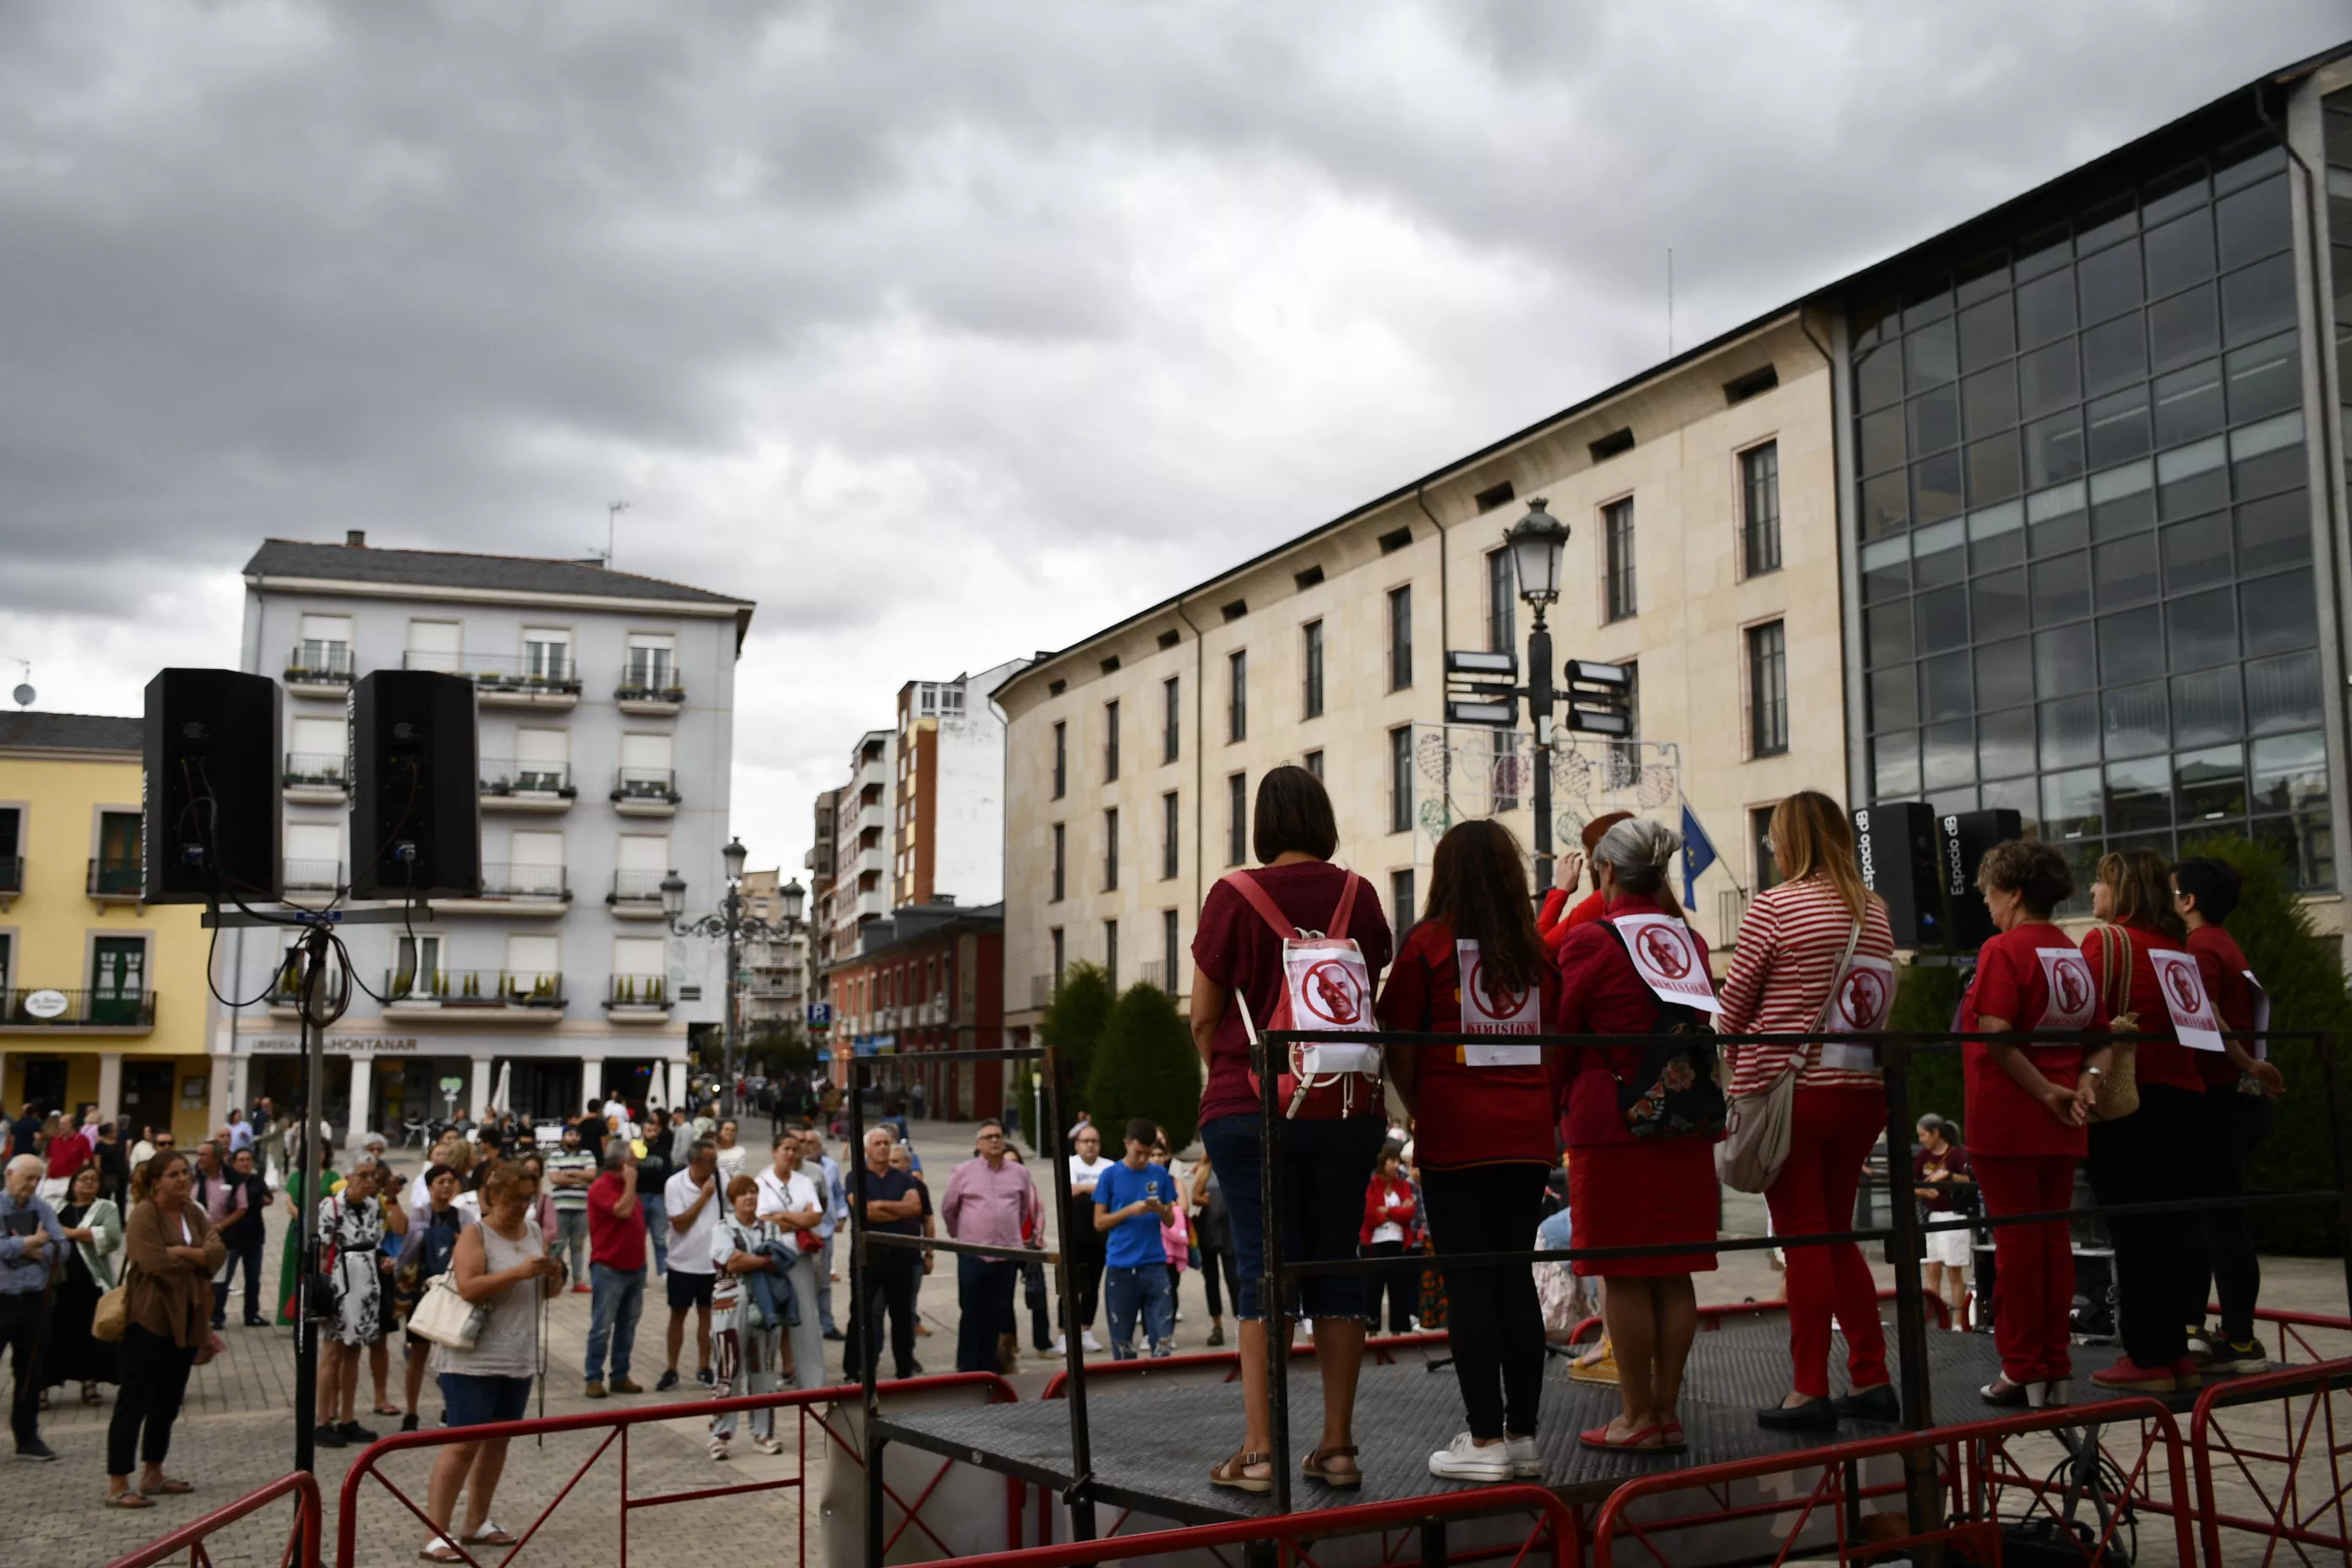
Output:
top-left (6, 658), bottom-right (31, 710)
top-left (1666, 244), bottom-right (1674, 357)
top-left (606, 500), bottom-right (631, 568)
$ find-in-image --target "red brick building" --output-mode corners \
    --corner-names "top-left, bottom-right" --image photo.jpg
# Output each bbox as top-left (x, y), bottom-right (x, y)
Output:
top-left (826, 900), bottom-right (1004, 1121)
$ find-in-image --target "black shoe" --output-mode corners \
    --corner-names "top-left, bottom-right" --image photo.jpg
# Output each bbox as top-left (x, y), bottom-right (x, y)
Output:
top-left (821, 1329), bottom-right (845, 1342)
top-left (243, 1317), bottom-right (268, 1328)
top-left (1833, 1384), bottom-right (1901, 1424)
top-left (210, 1317), bottom-right (226, 1331)
top-left (694, 1367), bottom-right (715, 1387)
top-left (400, 1413), bottom-right (419, 1434)
top-left (656, 1369), bottom-right (680, 1391)
top-left (337, 1420), bottom-right (376, 1443)
top-left (1756, 1397), bottom-right (1841, 1431)
top-left (313, 1424), bottom-right (346, 1449)
top-left (14, 1439), bottom-right (57, 1462)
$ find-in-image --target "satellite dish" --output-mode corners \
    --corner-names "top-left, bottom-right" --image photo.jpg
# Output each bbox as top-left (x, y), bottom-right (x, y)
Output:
top-left (10, 683), bottom-right (30, 709)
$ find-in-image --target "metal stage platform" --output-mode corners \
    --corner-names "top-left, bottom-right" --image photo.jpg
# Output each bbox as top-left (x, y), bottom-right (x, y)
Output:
top-left (874, 1317), bottom-right (2257, 1528)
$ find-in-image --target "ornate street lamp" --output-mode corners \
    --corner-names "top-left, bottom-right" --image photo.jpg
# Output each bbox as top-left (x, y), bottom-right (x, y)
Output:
top-left (1509, 498), bottom-right (1572, 886)
top-left (667, 842), bottom-right (801, 1117)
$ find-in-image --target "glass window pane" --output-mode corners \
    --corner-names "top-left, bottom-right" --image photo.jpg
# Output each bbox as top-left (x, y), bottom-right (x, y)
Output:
top-left (2089, 463), bottom-right (2156, 538)
top-left (2215, 144), bottom-right (2287, 195)
top-left (2216, 174), bottom-right (2289, 269)
top-left (2024, 411), bottom-right (2085, 487)
top-left (1974, 567), bottom-right (2028, 640)
top-left (2018, 340), bottom-right (2081, 419)
top-left (2167, 586), bottom-right (2237, 670)
top-left (2175, 743), bottom-right (2247, 826)
top-left (1908, 385), bottom-right (1961, 455)
top-left (1973, 519), bottom-right (2026, 574)
top-left (2224, 331), bottom-right (2299, 422)
top-left (2245, 651), bottom-right (2321, 735)
top-left (2170, 666), bottom-right (2241, 746)
top-left (2036, 623), bottom-right (2097, 697)
top-left (1975, 637), bottom-right (2033, 709)
top-left (2148, 283), bottom-right (2219, 369)
top-left (1921, 651), bottom-right (1973, 721)
top-left (2028, 492), bottom-right (2089, 556)
top-left (1916, 584), bottom-right (1968, 653)
top-left (1905, 319), bottom-right (1958, 389)
top-left (2079, 198), bottom-right (2136, 253)
top-left (2102, 680), bottom-right (2169, 758)
top-left (2093, 533), bottom-right (2159, 608)
top-left (2104, 755), bottom-right (2172, 832)
top-left (2235, 489), bottom-right (2309, 573)
top-left (1869, 601), bottom-right (1914, 664)
top-left (2144, 163), bottom-right (2208, 225)
top-left (1979, 705), bottom-right (2034, 780)
top-left (2221, 254), bottom-right (2295, 346)
top-left (2151, 358), bottom-right (2223, 448)
top-left (2017, 269), bottom-right (2077, 348)
top-left (2159, 512), bottom-right (2231, 591)
top-left (2240, 574), bottom-right (2316, 656)
top-left (1980, 775), bottom-right (2041, 836)
top-left (2016, 227), bottom-right (2072, 280)
top-left (1914, 451), bottom-right (1963, 525)
top-left (2043, 765), bottom-right (2104, 841)
top-left (1963, 363), bottom-right (2018, 436)
top-left (2249, 729), bottom-right (2328, 814)
top-left (1865, 558), bottom-right (1910, 602)
top-left (2078, 238), bottom-right (2142, 324)
top-left (2081, 315), bottom-right (2146, 395)
top-left (1903, 283), bottom-right (1953, 329)
top-left (2040, 694), bottom-right (2101, 769)
top-left (2143, 207), bottom-right (2216, 297)
top-left (2098, 606), bottom-right (2164, 684)
top-left (2085, 385), bottom-right (2152, 469)
top-left (1966, 431), bottom-right (2023, 504)
top-left (1958, 296), bottom-right (2015, 371)
top-left (1859, 406), bottom-right (1906, 475)
top-left (2157, 434), bottom-right (2229, 518)
top-left (2033, 552), bottom-right (2091, 624)
top-left (1856, 341), bottom-right (1903, 411)
top-left (2228, 429), bottom-right (2303, 502)
top-left (1874, 731), bottom-right (1920, 798)
top-left (1870, 664), bottom-right (1918, 732)
top-left (2251, 813), bottom-right (2333, 892)
top-left (1914, 520), bottom-right (1965, 586)
top-left (1861, 471), bottom-right (1908, 538)
top-left (1923, 721), bottom-right (1975, 789)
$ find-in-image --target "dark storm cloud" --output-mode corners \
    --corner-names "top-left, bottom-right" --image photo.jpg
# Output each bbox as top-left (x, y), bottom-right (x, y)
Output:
top-left (0, 0), bottom-right (2342, 859)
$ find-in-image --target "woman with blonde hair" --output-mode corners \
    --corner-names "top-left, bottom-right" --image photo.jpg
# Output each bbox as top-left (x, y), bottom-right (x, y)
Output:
top-left (1719, 791), bottom-right (1898, 1430)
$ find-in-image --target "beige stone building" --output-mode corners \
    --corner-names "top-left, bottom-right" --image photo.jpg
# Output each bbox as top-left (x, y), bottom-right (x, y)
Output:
top-left (996, 310), bottom-right (1847, 1045)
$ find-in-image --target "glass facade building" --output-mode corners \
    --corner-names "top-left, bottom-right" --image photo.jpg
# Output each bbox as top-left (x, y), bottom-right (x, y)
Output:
top-left (1841, 101), bottom-right (2343, 909)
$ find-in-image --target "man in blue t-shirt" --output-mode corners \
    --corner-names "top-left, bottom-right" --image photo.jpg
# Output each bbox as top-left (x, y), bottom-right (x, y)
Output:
top-left (1093, 1118), bottom-right (1178, 1359)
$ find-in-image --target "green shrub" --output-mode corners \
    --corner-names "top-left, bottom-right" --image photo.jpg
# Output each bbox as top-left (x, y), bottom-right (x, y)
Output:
top-left (1040, 962), bottom-right (1113, 1108)
top-left (1891, 961), bottom-right (1966, 1130)
top-left (1085, 982), bottom-right (1204, 1152)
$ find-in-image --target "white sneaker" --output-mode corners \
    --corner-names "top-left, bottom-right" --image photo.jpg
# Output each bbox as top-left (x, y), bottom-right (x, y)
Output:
top-left (708, 1437), bottom-right (731, 1461)
top-left (1081, 1331), bottom-right (1102, 1352)
top-left (752, 1435), bottom-right (787, 1456)
top-left (1504, 1435), bottom-right (1541, 1477)
top-left (1053, 1333), bottom-right (1066, 1354)
top-left (1428, 1432), bottom-right (1514, 1483)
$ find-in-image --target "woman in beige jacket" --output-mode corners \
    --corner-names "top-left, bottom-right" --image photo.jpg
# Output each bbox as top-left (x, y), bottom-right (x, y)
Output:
top-left (104, 1151), bottom-right (224, 1509)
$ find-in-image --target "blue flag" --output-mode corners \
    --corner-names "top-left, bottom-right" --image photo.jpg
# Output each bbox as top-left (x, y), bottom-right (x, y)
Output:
top-left (1680, 803), bottom-right (1718, 906)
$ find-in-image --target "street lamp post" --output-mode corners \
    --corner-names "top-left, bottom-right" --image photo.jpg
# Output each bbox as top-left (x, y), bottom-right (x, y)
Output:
top-left (662, 838), bottom-right (805, 1119)
top-left (1505, 499), bottom-right (1571, 889)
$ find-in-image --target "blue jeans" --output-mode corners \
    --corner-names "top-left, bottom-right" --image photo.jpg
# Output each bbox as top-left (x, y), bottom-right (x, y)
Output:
top-left (954, 1255), bottom-right (1020, 1373)
top-left (643, 1202), bottom-right (668, 1274)
top-left (1103, 1264), bottom-right (1173, 1359)
top-left (585, 1261), bottom-right (645, 1382)
top-left (814, 1233), bottom-right (838, 1334)
top-left (1200, 1113), bottom-right (1386, 1322)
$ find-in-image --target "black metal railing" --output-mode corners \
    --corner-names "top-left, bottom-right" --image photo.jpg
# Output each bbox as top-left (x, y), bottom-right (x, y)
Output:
top-left (404, 651), bottom-right (580, 693)
top-left (3, 988), bottom-right (157, 1027)
top-left (608, 868), bottom-right (667, 905)
top-left (382, 969), bottom-right (564, 1006)
top-left (282, 752), bottom-right (347, 787)
top-left (0, 856), bottom-right (21, 895)
top-left (611, 767), bottom-right (679, 803)
top-left (472, 863), bottom-right (569, 900)
top-left (283, 645), bottom-right (354, 683)
top-left (606, 973), bottom-right (670, 1007)
top-left (281, 858), bottom-right (341, 892)
top-left (615, 667), bottom-right (684, 704)
top-left (478, 760), bottom-right (575, 798)
top-left (87, 858), bottom-right (141, 897)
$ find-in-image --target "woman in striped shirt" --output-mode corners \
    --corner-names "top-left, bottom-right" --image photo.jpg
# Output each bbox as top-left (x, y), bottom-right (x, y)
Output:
top-left (1718, 791), bottom-right (1898, 1431)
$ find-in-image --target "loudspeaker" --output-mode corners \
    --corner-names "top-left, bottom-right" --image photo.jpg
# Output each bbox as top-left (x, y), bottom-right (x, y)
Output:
top-left (349, 670), bottom-right (481, 901)
top-left (1937, 808), bottom-right (2026, 952)
top-left (143, 669), bottom-right (282, 904)
top-left (1853, 801), bottom-right (1945, 948)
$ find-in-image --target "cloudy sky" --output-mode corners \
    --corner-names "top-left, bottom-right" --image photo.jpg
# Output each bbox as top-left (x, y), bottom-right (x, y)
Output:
top-left (2, 1), bottom-right (2342, 873)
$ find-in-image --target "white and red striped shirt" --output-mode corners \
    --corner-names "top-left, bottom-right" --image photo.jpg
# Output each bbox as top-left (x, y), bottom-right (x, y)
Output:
top-left (1718, 877), bottom-right (1896, 1094)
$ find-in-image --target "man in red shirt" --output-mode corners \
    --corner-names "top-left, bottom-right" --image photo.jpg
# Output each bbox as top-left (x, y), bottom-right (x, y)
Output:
top-left (584, 1144), bottom-right (648, 1398)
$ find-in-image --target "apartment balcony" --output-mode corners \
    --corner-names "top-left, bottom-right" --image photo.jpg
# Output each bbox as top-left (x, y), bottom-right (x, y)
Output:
top-left (282, 645), bottom-right (355, 698)
top-left (280, 858), bottom-right (344, 909)
top-left (0, 855), bottom-right (20, 910)
top-left (855, 801), bottom-right (885, 838)
top-left (382, 970), bottom-right (566, 1024)
top-left (87, 857), bottom-right (142, 906)
top-left (1139, 961), bottom-right (1180, 996)
top-left (282, 751), bottom-right (350, 804)
top-left (611, 767), bottom-right (681, 819)
top-left (853, 846), bottom-right (885, 879)
top-left (603, 972), bottom-right (673, 1023)
top-left (432, 862), bottom-right (570, 917)
top-left (607, 868), bottom-right (669, 920)
top-left (1029, 972), bottom-right (1059, 1010)
top-left (614, 668), bottom-right (686, 716)
top-left (852, 887), bottom-right (886, 921)
top-left (480, 760), bottom-right (576, 814)
top-left (2, 988), bottom-right (156, 1032)
top-left (406, 651), bottom-right (580, 710)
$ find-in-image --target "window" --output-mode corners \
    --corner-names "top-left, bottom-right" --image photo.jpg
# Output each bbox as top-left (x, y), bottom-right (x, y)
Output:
top-left (623, 632), bottom-right (676, 692)
top-left (1103, 808), bottom-right (1119, 890)
top-left (506, 934), bottom-right (560, 993)
top-left (1750, 805), bottom-right (1783, 891)
top-left (1162, 677), bottom-right (1180, 764)
top-left (1748, 622), bottom-right (1789, 757)
top-left (1390, 868), bottom-right (1416, 933)
top-left (1590, 427), bottom-right (1635, 462)
top-left (0, 807), bottom-right (19, 894)
top-left (1050, 928), bottom-right (1065, 990)
top-left (1389, 727), bottom-right (1413, 835)
top-left (1162, 792), bottom-right (1179, 879)
top-left (90, 936), bottom-right (145, 1024)
top-left (284, 822), bottom-right (340, 890)
top-left (94, 810), bottom-right (140, 895)
top-left (1302, 620), bottom-right (1325, 718)
top-left (1603, 499), bottom-right (1637, 621)
top-left (405, 618), bottom-right (461, 672)
top-left (1304, 749), bottom-right (1323, 781)
top-left (1741, 442), bottom-right (1783, 576)
top-left (521, 626), bottom-right (572, 683)
top-left (1052, 721), bottom-right (1067, 798)
top-left (1228, 650), bottom-right (1247, 742)
top-left (1387, 586), bottom-right (1413, 689)
top-left (1104, 700), bottom-right (1120, 781)
top-left (1227, 773), bottom-right (1247, 866)
top-left (393, 933), bottom-right (444, 998)
top-left (514, 727), bottom-right (568, 792)
top-left (1379, 525), bottom-right (1413, 553)
top-left (1487, 548), bottom-right (1516, 653)
top-left (613, 935), bottom-right (665, 995)
top-left (1104, 920), bottom-right (1119, 988)
top-left (296, 613), bottom-right (353, 676)
top-left (1162, 909), bottom-right (1180, 993)
top-left (1050, 824), bottom-right (1065, 901)
top-left (618, 732), bottom-right (674, 798)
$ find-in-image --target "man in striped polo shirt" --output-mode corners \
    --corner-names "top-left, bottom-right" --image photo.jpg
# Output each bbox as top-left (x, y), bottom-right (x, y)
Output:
top-left (547, 1122), bottom-right (597, 1293)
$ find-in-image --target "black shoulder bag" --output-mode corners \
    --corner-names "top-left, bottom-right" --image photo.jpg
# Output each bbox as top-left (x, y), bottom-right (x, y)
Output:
top-left (1602, 924), bottom-right (1729, 1141)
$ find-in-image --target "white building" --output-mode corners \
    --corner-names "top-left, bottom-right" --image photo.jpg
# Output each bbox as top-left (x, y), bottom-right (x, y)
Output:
top-left (893, 659), bottom-right (1027, 910)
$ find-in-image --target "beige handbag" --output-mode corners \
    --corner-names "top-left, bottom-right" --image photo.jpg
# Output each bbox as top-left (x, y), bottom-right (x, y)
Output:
top-left (404, 1267), bottom-right (486, 1350)
top-left (2089, 923), bottom-right (2142, 1123)
top-left (93, 1261), bottom-right (134, 1343)
top-left (1716, 921), bottom-right (1862, 1194)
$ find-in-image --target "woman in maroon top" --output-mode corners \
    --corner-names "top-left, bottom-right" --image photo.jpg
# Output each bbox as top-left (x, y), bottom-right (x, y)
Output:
top-left (1189, 766), bottom-right (1392, 1494)
top-left (1961, 841), bottom-right (2110, 1407)
top-left (1376, 819), bottom-right (1558, 1482)
top-left (2079, 847), bottom-right (2205, 1393)
top-left (2171, 858), bottom-right (2285, 1372)
top-left (1553, 818), bottom-right (1718, 1454)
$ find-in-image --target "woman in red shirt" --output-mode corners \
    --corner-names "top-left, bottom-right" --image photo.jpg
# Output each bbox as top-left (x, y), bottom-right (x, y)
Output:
top-left (1960, 841), bottom-right (2110, 1407)
top-left (1718, 791), bottom-right (1898, 1431)
top-left (1535, 811), bottom-right (1630, 954)
top-left (1189, 767), bottom-right (1393, 1494)
top-left (1554, 817), bottom-right (1718, 1453)
top-left (1357, 1149), bottom-right (1416, 1336)
top-left (2079, 847), bottom-right (2206, 1393)
top-left (1376, 819), bottom-right (1558, 1481)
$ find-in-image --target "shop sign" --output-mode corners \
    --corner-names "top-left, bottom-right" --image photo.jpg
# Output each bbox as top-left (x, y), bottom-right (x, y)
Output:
top-left (250, 1036), bottom-right (422, 1054)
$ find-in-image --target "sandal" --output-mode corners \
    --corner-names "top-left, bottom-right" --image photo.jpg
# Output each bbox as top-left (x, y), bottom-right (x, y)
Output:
top-left (460, 1522), bottom-right (519, 1546)
top-left (105, 1491), bottom-right (156, 1510)
top-left (1302, 1445), bottom-right (1361, 1487)
top-left (1578, 1422), bottom-right (1667, 1451)
top-left (375, 1403), bottom-right (405, 1417)
top-left (1209, 1450), bottom-right (1273, 1494)
top-left (81, 1385), bottom-right (103, 1407)
top-left (140, 1478), bottom-right (195, 1496)
top-left (418, 1540), bottom-right (463, 1563)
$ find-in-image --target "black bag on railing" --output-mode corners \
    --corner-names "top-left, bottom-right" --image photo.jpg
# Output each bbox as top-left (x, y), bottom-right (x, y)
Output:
top-left (1602, 924), bottom-right (1728, 1141)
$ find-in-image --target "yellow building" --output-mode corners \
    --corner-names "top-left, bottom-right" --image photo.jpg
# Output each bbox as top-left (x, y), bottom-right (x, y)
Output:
top-left (0, 713), bottom-right (214, 1142)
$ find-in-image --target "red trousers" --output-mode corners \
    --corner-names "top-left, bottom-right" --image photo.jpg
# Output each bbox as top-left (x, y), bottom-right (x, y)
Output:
top-left (1766, 1086), bottom-right (1889, 1398)
top-left (1974, 1153), bottom-right (2075, 1383)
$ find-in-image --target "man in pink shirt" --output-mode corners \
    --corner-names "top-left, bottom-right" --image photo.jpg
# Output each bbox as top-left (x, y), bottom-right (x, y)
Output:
top-left (939, 1121), bottom-right (1039, 1375)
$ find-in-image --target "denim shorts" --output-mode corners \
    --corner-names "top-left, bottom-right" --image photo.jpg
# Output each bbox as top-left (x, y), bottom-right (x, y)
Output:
top-left (437, 1372), bottom-right (533, 1428)
top-left (1200, 1113), bottom-right (1387, 1322)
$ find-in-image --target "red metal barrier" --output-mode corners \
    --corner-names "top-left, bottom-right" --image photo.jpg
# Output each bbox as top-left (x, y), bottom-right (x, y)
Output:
top-left (2238, 1304), bottom-right (2352, 1367)
top-left (942, 1484), bottom-right (1577, 1568)
top-left (335, 1373), bottom-right (1015, 1568)
top-left (2188, 1354), bottom-right (2352, 1568)
top-left (106, 1471), bottom-right (324, 1568)
top-left (1038, 1331), bottom-right (1450, 1400)
top-left (1592, 1399), bottom-right (2191, 1568)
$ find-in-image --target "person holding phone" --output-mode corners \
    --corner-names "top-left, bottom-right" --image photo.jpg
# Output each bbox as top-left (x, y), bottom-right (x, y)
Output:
top-left (1094, 1119), bottom-right (1179, 1360)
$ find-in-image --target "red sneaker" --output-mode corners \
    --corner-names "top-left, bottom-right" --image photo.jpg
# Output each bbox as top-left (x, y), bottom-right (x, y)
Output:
top-left (2170, 1357), bottom-right (2202, 1390)
top-left (2089, 1358), bottom-right (2175, 1393)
